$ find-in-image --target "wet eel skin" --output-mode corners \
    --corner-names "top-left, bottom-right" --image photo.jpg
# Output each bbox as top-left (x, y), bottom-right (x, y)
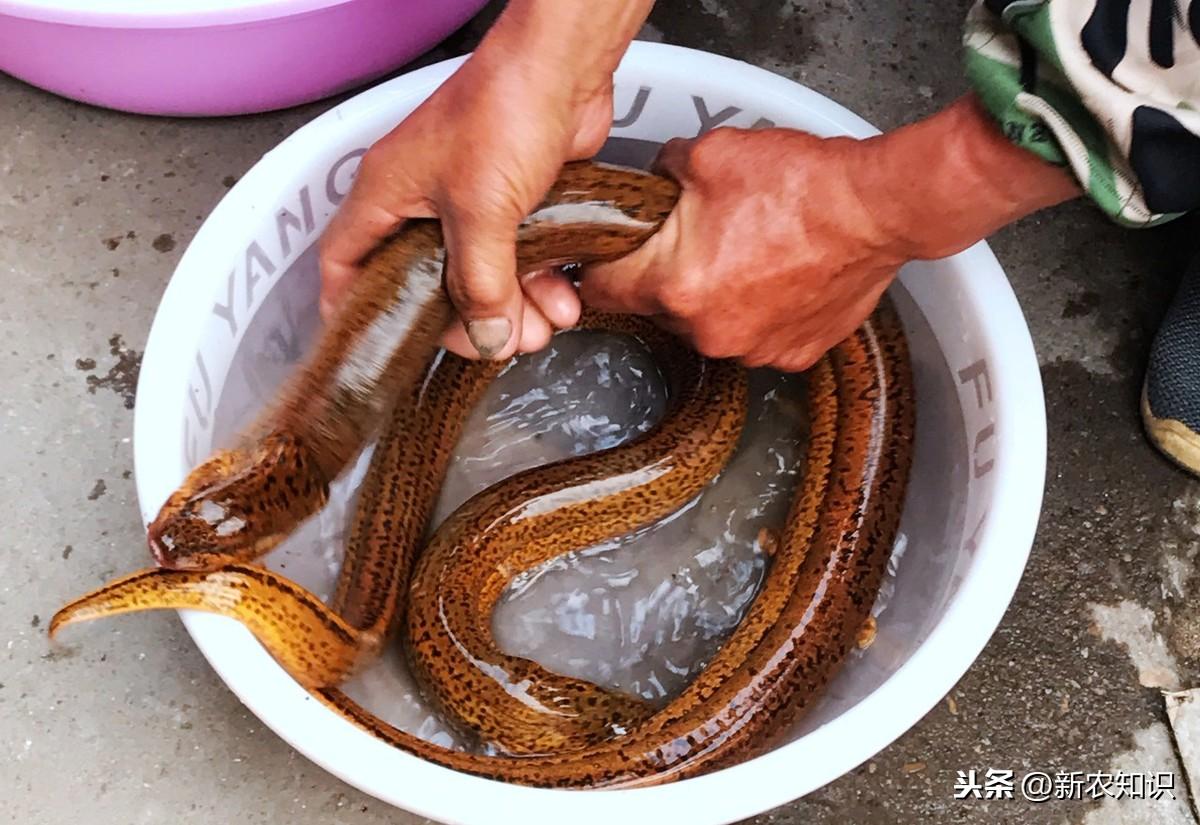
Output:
top-left (50, 160), bottom-right (914, 789)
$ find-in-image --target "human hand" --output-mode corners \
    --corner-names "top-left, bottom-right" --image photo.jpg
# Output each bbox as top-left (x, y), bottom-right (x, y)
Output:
top-left (583, 95), bottom-right (1079, 371)
top-left (318, 0), bottom-right (653, 361)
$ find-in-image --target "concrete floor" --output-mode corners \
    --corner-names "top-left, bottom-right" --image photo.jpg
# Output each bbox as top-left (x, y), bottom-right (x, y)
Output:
top-left (4, 1), bottom-right (1200, 823)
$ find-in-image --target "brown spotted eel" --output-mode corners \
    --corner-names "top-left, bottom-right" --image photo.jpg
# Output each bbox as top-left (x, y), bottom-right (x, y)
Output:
top-left (50, 160), bottom-right (914, 788)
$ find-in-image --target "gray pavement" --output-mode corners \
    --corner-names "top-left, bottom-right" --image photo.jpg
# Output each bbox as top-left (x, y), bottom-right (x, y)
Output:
top-left (4, 2), bottom-right (1200, 823)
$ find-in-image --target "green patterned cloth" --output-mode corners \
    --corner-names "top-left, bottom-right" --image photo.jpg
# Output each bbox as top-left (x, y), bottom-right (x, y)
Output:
top-left (964, 0), bottom-right (1200, 226)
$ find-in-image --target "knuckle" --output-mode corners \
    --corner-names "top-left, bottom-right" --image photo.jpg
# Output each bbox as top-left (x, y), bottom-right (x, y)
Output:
top-left (778, 349), bottom-right (819, 373)
top-left (689, 128), bottom-right (736, 170)
top-left (355, 147), bottom-right (388, 182)
top-left (692, 324), bottom-right (737, 359)
top-left (452, 274), bottom-right (511, 310)
top-left (655, 269), bottom-right (706, 318)
top-left (657, 288), bottom-right (693, 318)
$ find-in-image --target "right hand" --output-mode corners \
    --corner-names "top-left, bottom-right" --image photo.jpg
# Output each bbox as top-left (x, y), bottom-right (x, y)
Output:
top-left (584, 96), bottom-right (1080, 371)
top-left (318, 26), bottom-right (614, 360)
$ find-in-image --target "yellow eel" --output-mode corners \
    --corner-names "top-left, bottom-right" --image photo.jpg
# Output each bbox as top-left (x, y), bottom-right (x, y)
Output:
top-left (50, 161), bottom-right (914, 789)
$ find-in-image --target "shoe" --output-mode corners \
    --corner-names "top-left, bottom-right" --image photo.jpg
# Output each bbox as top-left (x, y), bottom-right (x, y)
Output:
top-left (1144, 257), bottom-right (1200, 474)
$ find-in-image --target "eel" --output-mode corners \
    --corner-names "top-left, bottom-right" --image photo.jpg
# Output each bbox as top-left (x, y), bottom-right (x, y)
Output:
top-left (143, 161), bottom-right (680, 572)
top-left (49, 160), bottom-right (914, 788)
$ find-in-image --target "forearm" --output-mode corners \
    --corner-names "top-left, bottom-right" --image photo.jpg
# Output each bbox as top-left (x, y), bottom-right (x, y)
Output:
top-left (856, 94), bottom-right (1080, 261)
top-left (483, 0), bottom-right (655, 98)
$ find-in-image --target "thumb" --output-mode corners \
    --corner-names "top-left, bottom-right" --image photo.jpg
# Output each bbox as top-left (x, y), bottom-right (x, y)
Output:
top-left (442, 209), bottom-right (524, 360)
top-left (580, 209), bottom-right (678, 316)
top-left (581, 142), bottom-right (692, 316)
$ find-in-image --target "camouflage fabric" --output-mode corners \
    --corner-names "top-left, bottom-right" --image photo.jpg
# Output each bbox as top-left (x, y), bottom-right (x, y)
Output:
top-left (965, 0), bottom-right (1200, 226)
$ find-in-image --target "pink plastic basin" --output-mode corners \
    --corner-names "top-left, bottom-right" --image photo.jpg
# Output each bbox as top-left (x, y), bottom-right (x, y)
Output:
top-left (0, 0), bottom-right (488, 116)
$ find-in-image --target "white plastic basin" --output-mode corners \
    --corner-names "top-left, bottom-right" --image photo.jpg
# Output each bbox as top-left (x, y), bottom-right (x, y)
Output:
top-left (133, 42), bottom-right (1045, 825)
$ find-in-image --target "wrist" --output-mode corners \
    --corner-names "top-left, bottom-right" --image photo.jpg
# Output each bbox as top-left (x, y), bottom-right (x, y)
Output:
top-left (851, 94), bottom-right (1080, 260)
top-left (482, 0), bottom-right (650, 104)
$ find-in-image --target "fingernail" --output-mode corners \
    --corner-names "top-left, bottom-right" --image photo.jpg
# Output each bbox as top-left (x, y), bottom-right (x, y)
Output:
top-left (466, 317), bottom-right (512, 359)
